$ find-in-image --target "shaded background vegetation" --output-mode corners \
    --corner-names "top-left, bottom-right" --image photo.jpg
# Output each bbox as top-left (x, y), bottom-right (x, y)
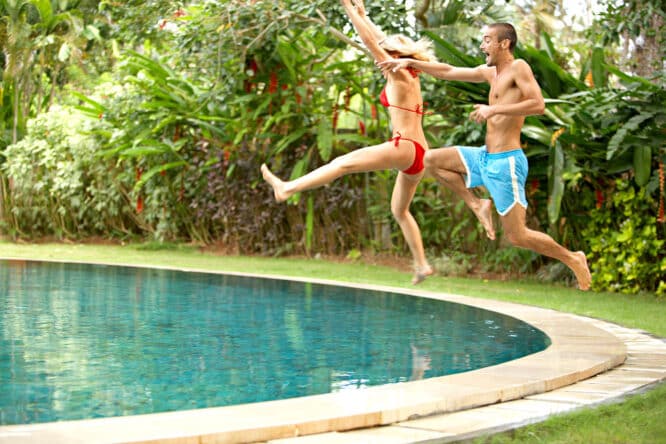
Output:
top-left (0, 0), bottom-right (664, 294)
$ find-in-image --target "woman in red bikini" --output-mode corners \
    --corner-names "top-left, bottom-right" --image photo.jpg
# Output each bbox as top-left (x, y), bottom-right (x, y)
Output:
top-left (261, 0), bottom-right (434, 284)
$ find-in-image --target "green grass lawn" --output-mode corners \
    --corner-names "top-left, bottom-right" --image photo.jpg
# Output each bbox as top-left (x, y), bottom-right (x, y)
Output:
top-left (474, 381), bottom-right (666, 444)
top-left (1, 241), bottom-right (665, 443)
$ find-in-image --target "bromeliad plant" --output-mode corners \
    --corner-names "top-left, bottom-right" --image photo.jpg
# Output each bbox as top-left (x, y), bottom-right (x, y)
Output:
top-left (74, 49), bottom-right (227, 241)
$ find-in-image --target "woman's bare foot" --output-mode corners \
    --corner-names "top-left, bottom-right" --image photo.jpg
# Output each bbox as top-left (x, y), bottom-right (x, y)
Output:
top-left (477, 199), bottom-right (496, 240)
top-left (412, 264), bottom-right (433, 285)
top-left (261, 164), bottom-right (289, 202)
top-left (571, 251), bottom-right (591, 291)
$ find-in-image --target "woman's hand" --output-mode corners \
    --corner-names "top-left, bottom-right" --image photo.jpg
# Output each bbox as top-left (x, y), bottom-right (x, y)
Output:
top-left (352, 0), bottom-right (366, 17)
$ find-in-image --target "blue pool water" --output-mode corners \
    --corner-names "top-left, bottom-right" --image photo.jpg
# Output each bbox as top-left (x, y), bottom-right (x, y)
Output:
top-left (0, 259), bottom-right (549, 425)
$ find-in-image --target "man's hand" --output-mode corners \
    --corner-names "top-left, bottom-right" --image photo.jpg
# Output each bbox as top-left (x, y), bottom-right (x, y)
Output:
top-left (376, 58), bottom-right (409, 73)
top-left (469, 104), bottom-right (494, 123)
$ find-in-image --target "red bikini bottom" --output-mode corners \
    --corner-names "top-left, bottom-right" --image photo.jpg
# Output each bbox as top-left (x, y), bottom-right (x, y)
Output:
top-left (390, 133), bottom-right (426, 175)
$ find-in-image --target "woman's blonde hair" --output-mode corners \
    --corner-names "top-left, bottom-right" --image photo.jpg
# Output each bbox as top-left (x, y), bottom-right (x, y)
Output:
top-left (379, 34), bottom-right (437, 62)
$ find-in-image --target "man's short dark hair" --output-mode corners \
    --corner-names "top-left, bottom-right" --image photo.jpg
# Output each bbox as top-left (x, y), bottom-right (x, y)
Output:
top-left (490, 23), bottom-right (517, 53)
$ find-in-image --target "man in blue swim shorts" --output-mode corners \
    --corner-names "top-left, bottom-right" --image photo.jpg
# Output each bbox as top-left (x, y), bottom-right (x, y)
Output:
top-left (379, 23), bottom-right (592, 290)
top-left (455, 146), bottom-right (528, 217)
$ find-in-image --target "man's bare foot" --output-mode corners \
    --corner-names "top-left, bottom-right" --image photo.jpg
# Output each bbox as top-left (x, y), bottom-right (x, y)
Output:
top-left (571, 251), bottom-right (591, 291)
top-left (476, 199), bottom-right (495, 240)
top-left (261, 163), bottom-right (289, 202)
top-left (412, 264), bottom-right (433, 285)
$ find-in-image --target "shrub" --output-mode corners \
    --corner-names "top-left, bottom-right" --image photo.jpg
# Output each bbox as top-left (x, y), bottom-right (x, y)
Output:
top-left (1, 105), bottom-right (132, 238)
top-left (583, 179), bottom-right (665, 295)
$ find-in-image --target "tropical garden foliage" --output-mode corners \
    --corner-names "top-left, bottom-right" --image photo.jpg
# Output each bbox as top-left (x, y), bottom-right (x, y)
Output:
top-left (0, 0), bottom-right (664, 294)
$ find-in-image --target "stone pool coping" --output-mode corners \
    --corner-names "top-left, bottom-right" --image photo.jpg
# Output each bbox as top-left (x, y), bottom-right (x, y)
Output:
top-left (0, 263), bottom-right (630, 443)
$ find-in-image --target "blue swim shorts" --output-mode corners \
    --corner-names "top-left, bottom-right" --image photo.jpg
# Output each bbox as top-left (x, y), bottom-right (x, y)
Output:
top-left (455, 146), bottom-right (528, 216)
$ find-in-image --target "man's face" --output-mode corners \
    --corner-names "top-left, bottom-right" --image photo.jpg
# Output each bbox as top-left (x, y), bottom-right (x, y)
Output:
top-left (480, 27), bottom-right (504, 67)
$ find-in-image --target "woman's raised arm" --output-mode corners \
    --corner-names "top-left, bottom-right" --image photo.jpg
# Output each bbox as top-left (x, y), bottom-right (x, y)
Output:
top-left (340, 0), bottom-right (390, 63)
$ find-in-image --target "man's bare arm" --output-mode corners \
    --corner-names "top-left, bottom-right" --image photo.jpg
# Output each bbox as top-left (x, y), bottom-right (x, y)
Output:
top-left (473, 60), bottom-right (545, 122)
top-left (378, 58), bottom-right (487, 83)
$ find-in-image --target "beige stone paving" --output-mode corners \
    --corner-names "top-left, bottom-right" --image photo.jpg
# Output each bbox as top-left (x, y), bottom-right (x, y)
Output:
top-left (264, 316), bottom-right (666, 444)
top-left (1, 278), bottom-right (664, 444)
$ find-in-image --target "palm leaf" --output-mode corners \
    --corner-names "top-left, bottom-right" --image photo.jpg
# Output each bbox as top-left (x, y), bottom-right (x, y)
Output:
top-left (607, 111), bottom-right (656, 160)
top-left (522, 124), bottom-right (552, 146)
top-left (71, 91), bottom-right (106, 117)
top-left (271, 127), bottom-right (310, 157)
top-left (133, 160), bottom-right (188, 191)
top-left (605, 64), bottom-right (658, 90)
top-left (423, 30), bottom-right (482, 67)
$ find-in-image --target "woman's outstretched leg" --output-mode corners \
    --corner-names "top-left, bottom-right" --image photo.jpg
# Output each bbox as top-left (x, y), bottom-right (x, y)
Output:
top-left (261, 162), bottom-right (340, 202)
top-left (262, 142), bottom-right (407, 202)
top-left (391, 171), bottom-right (432, 284)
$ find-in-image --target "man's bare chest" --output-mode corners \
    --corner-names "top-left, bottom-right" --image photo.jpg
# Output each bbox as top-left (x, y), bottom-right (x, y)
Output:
top-left (489, 76), bottom-right (521, 105)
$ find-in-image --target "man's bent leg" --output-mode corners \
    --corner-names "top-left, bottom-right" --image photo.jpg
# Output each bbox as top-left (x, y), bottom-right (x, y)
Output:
top-left (424, 148), bottom-right (495, 240)
top-left (500, 206), bottom-right (591, 290)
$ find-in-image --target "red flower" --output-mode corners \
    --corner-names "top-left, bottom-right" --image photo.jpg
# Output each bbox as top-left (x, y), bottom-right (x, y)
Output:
top-left (530, 178), bottom-right (539, 193)
top-left (173, 9), bottom-right (186, 18)
top-left (358, 120), bottom-right (366, 135)
top-left (595, 189), bottom-right (604, 209)
top-left (268, 72), bottom-right (278, 94)
top-left (136, 196), bottom-right (144, 214)
top-left (247, 59), bottom-right (258, 75)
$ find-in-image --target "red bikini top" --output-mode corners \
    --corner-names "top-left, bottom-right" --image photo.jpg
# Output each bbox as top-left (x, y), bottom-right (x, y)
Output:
top-left (378, 67), bottom-right (427, 115)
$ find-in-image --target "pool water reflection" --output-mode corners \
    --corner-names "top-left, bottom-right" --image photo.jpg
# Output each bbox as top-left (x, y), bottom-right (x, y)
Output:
top-left (0, 260), bottom-right (549, 425)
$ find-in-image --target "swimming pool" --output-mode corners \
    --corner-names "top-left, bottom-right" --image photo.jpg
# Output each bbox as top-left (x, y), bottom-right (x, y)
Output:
top-left (0, 259), bottom-right (549, 426)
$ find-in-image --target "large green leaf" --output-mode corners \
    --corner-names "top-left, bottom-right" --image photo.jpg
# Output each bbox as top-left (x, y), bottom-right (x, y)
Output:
top-left (316, 117), bottom-right (333, 162)
top-left (29, 0), bottom-right (53, 26)
top-left (591, 46), bottom-right (606, 89)
top-left (547, 141), bottom-right (564, 225)
top-left (633, 146), bottom-right (652, 186)
top-left (522, 124), bottom-right (552, 146)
